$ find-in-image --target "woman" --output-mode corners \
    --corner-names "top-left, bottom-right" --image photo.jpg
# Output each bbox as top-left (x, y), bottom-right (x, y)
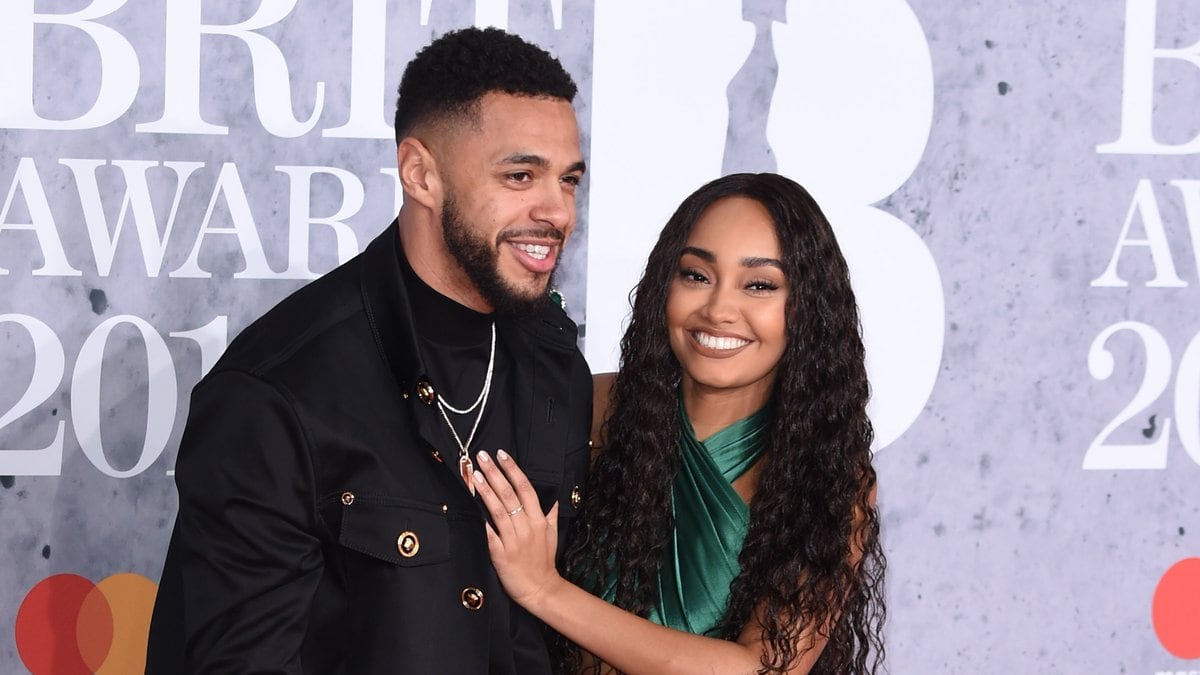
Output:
top-left (472, 173), bottom-right (885, 674)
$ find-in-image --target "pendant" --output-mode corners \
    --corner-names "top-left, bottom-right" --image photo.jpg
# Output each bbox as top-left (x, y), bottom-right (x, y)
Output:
top-left (459, 454), bottom-right (476, 496)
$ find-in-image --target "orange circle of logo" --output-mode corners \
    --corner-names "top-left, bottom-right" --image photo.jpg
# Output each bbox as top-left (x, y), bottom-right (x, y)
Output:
top-left (15, 573), bottom-right (158, 675)
top-left (1153, 557), bottom-right (1200, 660)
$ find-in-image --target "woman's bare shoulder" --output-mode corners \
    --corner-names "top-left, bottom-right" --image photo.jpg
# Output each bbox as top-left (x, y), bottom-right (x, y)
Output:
top-left (590, 372), bottom-right (617, 456)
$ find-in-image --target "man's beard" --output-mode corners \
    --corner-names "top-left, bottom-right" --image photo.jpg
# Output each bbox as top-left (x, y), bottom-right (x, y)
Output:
top-left (441, 197), bottom-right (563, 317)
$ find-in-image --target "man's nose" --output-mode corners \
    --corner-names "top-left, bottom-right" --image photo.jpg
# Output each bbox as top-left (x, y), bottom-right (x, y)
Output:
top-left (530, 180), bottom-right (573, 231)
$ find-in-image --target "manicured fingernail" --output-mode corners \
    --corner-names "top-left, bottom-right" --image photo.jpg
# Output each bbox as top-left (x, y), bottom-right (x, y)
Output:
top-left (473, 470), bottom-right (485, 484)
top-left (477, 451), bottom-right (490, 463)
top-left (497, 449), bottom-right (510, 461)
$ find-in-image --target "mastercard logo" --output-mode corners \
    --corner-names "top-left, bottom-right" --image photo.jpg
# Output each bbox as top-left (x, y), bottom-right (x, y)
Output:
top-left (1154, 558), bottom-right (1200, 660)
top-left (15, 573), bottom-right (157, 675)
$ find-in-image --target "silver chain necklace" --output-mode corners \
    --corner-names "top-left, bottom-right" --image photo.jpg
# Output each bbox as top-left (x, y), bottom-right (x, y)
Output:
top-left (434, 322), bottom-right (496, 495)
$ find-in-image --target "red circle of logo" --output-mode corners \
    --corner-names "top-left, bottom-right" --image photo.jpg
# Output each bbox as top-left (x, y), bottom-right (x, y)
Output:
top-left (1153, 557), bottom-right (1200, 660)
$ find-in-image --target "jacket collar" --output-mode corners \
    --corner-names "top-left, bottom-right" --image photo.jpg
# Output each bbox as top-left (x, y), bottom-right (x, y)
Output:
top-left (358, 222), bottom-right (426, 398)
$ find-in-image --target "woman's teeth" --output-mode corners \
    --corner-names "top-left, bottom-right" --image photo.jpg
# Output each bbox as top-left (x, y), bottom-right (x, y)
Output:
top-left (693, 331), bottom-right (749, 350)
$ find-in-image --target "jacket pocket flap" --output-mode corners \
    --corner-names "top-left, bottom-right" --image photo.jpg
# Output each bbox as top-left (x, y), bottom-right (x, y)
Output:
top-left (338, 501), bottom-right (450, 567)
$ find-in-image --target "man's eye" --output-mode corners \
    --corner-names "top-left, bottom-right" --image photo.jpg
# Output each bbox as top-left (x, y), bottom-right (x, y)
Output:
top-left (508, 172), bottom-right (532, 182)
top-left (561, 174), bottom-right (581, 187)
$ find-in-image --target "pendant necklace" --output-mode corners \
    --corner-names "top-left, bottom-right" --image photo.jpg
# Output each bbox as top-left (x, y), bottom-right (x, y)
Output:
top-left (434, 322), bottom-right (496, 495)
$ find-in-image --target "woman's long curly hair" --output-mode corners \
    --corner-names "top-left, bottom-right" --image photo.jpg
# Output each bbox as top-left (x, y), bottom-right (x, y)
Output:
top-left (560, 173), bottom-right (885, 674)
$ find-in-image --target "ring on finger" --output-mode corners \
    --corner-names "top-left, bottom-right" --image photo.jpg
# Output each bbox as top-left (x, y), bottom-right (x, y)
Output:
top-left (506, 505), bottom-right (524, 517)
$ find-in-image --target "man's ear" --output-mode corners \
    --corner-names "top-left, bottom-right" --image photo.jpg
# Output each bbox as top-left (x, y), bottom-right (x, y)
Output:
top-left (397, 137), bottom-right (442, 210)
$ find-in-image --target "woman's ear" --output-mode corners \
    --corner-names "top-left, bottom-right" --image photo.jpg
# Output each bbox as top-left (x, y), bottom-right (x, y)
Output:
top-left (397, 137), bottom-right (442, 210)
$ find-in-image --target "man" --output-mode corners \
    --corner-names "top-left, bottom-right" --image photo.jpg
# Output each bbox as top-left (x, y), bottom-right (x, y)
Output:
top-left (146, 27), bottom-right (592, 674)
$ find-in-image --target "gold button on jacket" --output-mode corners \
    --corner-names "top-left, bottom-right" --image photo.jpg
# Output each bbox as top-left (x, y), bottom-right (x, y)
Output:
top-left (460, 586), bottom-right (484, 611)
top-left (415, 378), bottom-right (436, 405)
top-left (396, 531), bottom-right (420, 558)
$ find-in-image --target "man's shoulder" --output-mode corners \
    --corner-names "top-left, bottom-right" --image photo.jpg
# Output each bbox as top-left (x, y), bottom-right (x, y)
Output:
top-left (511, 297), bottom-right (580, 349)
top-left (508, 299), bottom-right (591, 403)
top-left (209, 257), bottom-right (370, 382)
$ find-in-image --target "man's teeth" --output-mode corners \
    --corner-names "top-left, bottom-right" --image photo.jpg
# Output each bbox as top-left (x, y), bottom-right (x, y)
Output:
top-left (693, 331), bottom-right (749, 350)
top-left (514, 243), bottom-right (550, 260)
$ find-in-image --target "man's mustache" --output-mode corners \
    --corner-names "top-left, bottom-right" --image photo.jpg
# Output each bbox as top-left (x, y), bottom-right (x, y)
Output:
top-left (496, 228), bottom-right (565, 245)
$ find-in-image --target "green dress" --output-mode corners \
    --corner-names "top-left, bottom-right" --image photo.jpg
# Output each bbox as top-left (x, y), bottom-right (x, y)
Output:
top-left (646, 402), bottom-right (769, 636)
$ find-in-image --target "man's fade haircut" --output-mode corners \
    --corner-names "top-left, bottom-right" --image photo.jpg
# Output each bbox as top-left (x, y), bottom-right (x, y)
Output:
top-left (393, 27), bottom-right (577, 144)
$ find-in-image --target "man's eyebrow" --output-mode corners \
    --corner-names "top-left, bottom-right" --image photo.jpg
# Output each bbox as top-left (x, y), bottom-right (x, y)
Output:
top-left (499, 153), bottom-right (549, 168)
top-left (498, 155), bottom-right (587, 175)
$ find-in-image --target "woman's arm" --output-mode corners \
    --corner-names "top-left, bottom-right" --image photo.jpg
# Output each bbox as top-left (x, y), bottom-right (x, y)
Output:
top-left (472, 450), bottom-right (830, 675)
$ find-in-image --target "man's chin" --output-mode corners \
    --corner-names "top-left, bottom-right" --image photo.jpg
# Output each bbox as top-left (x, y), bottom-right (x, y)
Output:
top-left (485, 278), bottom-right (554, 317)
top-left (503, 269), bottom-right (554, 296)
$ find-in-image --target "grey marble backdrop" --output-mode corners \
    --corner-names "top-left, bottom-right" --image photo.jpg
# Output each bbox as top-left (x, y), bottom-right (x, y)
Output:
top-left (1, 0), bottom-right (1198, 673)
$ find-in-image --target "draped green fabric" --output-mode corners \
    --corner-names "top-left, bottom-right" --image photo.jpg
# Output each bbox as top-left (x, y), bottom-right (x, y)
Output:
top-left (644, 401), bottom-right (769, 636)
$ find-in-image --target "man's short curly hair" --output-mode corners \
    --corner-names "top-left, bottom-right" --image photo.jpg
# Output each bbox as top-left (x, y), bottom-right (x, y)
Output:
top-left (393, 27), bottom-right (578, 143)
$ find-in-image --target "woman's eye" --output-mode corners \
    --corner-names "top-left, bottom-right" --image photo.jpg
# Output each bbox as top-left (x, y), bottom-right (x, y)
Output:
top-left (679, 268), bottom-right (708, 284)
top-left (746, 280), bottom-right (779, 293)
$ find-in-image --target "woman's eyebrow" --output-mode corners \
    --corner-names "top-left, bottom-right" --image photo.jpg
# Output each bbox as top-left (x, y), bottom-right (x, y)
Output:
top-left (682, 247), bottom-right (783, 270)
top-left (741, 256), bottom-right (783, 270)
